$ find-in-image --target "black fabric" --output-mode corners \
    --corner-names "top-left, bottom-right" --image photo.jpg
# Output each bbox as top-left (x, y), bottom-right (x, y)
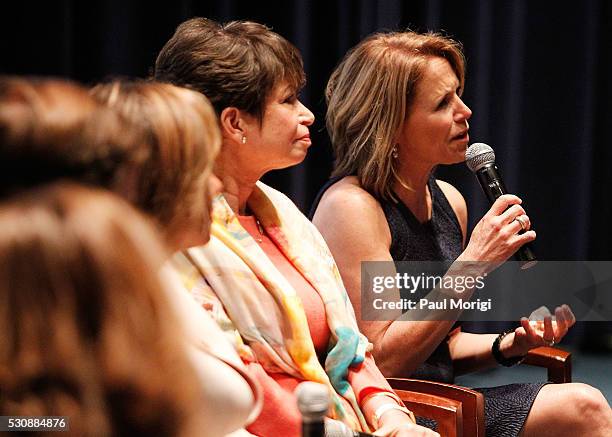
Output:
top-left (382, 178), bottom-right (546, 437)
top-left (476, 383), bottom-right (545, 437)
top-left (384, 177), bottom-right (463, 263)
top-left (379, 176), bottom-right (461, 383)
top-left (311, 175), bottom-right (545, 437)
top-left (417, 383), bottom-right (546, 437)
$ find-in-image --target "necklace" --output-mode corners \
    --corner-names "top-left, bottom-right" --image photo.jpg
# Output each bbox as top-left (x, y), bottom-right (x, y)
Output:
top-left (254, 218), bottom-right (264, 243)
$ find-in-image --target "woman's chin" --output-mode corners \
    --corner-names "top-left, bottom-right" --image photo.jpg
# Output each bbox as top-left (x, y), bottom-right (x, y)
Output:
top-left (295, 143), bottom-right (311, 158)
top-left (445, 145), bottom-right (469, 164)
top-left (284, 150), bottom-right (309, 168)
top-left (263, 149), bottom-right (310, 173)
top-left (437, 155), bottom-right (467, 166)
top-left (295, 147), bottom-right (309, 160)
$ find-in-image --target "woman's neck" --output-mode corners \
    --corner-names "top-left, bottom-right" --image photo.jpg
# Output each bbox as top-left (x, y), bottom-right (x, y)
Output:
top-left (215, 151), bottom-right (263, 215)
top-left (392, 160), bottom-right (434, 223)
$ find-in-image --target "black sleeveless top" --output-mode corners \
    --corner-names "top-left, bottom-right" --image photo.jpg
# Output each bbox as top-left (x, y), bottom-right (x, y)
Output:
top-left (312, 176), bottom-right (547, 436)
top-left (310, 175), bottom-right (463, 383)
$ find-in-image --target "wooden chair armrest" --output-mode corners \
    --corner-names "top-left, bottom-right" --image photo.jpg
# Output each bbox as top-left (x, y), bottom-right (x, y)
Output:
top-left (388, 378), bottom-right (485, 437)
top-left (393, 388), bottom-right (463, 437)
top-left (522, 346), bottom-right (572, 383)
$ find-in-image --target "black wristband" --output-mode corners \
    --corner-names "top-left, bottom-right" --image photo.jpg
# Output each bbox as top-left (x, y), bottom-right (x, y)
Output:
top-left (492, 330), bottom-right (526, 367)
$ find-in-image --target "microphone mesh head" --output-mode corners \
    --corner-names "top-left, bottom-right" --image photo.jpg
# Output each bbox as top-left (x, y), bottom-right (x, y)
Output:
top-left (465, 142), bottom-right (496, 172)
top-left (295, 381), bottom-right (330, 418)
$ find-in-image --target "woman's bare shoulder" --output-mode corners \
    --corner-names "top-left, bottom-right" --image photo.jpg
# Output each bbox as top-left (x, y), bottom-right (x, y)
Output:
top-left (315, 177), bottom-right (384, 219)
top-left (312, 176), bottom-right (390, 247)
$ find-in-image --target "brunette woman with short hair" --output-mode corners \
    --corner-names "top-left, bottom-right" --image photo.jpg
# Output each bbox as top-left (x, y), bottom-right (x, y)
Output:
top-left (155, 18), bottom-right (436, 437)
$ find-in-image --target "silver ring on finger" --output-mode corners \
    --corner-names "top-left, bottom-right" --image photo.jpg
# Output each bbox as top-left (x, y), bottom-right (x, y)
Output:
top-left (514, 215), bottom-right (527, 232)
top-left (544, 336), bottom-right (555, 347)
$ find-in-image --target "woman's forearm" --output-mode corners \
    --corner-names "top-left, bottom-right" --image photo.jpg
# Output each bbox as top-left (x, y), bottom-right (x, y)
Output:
top-left (374, 318), bottom-right (457, 376)
top-left (448, 331), bottom-right (503, 374)
top-left (371, 262), bottom-right (487, 376)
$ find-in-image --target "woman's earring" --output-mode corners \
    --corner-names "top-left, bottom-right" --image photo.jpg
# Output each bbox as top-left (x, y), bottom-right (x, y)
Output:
top-left (241, 135), bottom-right (247, 144)
top-left (392, 145), bottom-right (399, 159)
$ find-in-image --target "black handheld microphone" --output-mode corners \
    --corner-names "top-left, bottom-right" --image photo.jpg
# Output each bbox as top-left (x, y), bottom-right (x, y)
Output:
top-left (295, 382), bottom-right (374, 437)
top-left (465, 143), bottom-right (537, 269)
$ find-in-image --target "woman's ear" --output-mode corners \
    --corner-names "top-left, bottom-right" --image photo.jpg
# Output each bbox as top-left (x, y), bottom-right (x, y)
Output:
top-left (220, 107), bottom-right (246, 144)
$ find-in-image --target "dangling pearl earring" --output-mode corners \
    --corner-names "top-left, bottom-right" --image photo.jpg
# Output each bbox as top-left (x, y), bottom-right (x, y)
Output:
top-left (392, 145), bottom-right (399, 159)
top-left (241, 135), bottom-right (247, 144)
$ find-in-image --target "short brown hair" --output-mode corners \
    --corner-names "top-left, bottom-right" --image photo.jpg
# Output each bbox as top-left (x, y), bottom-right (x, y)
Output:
top-left (0, 183), bottom-right (201, 436)
top-left (91, 80), bottom-right (221, 246)
top-left (154, 17), bottom-right (305, 119)
top-left (326, 31), bottom-right (465, 200)
top-left (0, 77), bottom-right (144, 199)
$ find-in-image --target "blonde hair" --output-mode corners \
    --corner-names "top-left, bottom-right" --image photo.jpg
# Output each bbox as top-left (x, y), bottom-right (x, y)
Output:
top-left (0, 183), bottom-right (201, 436)
top-left (326, 31), bottom-right (465, 200)
top-left (91, 80), bottom-right (221, 245)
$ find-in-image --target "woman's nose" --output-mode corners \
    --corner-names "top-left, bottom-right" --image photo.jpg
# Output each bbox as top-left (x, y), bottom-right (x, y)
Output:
top-left (455, 98), bottom-right (472, 122)
top-left (299, 100), bottom-right (315, 126)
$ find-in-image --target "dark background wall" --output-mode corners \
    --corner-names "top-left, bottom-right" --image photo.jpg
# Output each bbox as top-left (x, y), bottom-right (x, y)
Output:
top-left (2, 0), bottom-right (612, 348)
top-left (4, 0), bottom-right (611, 261)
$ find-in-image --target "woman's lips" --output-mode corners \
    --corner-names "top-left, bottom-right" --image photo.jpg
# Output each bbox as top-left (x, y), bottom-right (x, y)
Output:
top-left (296, 134), bottom-right (311, 144)
top-left (453, 131), bottom-right (469, 142)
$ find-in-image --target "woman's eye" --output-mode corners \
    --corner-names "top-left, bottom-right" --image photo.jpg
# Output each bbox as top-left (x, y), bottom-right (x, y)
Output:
top-left (436, 97), bottom-right (449, 110)
top-left (283, 93), bottom-right (298, 104)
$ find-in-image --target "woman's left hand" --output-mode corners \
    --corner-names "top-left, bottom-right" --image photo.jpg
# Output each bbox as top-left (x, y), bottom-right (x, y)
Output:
top-left (504, 305), bottom-right (576, 357)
